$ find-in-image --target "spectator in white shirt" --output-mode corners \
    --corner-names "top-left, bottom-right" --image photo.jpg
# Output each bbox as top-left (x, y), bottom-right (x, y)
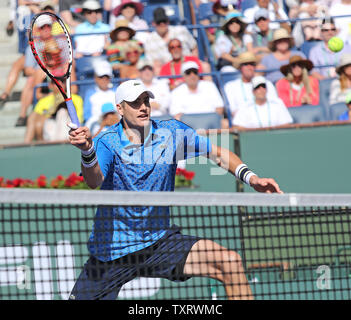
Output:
top-left (224, 52), bottom-right (279, 121)
top-left (137, 60), bottom-right (171, 117)
top-left (169, 61), bottom-right (224, 120)
top-left (243, 0), bottom-right (291, 33)
top-left (84, 60), bottom-right (116, 132)
top-left (233, 76), bottom-right (293, 128)
top-left (329, 0), bottom-right (351, 44)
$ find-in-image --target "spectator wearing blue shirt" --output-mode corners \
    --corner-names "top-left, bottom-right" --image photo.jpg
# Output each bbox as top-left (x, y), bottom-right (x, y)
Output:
top-left (68, 79), bottom-right (283, 300)
top-left (338, 92), bottom-right (351, 121)
top-left (74, 0), bottom-right (111, 58)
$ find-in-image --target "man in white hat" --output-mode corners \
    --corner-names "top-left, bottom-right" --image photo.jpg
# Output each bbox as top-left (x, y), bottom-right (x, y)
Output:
top-left (68, 78), bottom-right (283, 301)
top-left (224, 51), bottom-right (278, 122)
top-left (74, 0), bottom-right (111, 58)
top-left (233, 76), bottom-right (293, 128)
top-left (169, 61), bottom-right (224, 119)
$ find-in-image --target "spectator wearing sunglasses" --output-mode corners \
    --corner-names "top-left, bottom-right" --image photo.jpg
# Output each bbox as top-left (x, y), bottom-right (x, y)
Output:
top-left (224, 52), bottom-right (278, 121)
top-left (119, 41), bottom-right (144, 79)
top-left (159, 38), bottom-right (211, 90)
top-left (309, 17), bottom-right (351, 80)
top-left (169, 61), bottom-right (224, 124)
top-left (74, 0), bottom-right (111, 58)
top-left (137, 60), bottom-right (171, 117)
top-left (233, 76), bottom-right (293, 129)
top-left (144, 7), bottom-right (198, 75)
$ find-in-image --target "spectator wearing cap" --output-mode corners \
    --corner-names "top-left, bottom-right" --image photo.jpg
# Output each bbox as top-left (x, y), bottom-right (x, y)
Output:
top-left (276, 56), bottom-right (319, 107)
top-left (309, 17), bottom-right (351, 80)
top-left (119, 41), bottom-right (144, 79)
top-left (144, 7), bottom-right (198, 75)
top-left (110, 0), bottom-right (149, 44)
top-left (261, 28), bottom-right (306, 83)
top-left (169, 61), bottom-right (224, 123)
top-left (214, 10), bottom-right (253, 72)
top-left (159, 38), bottom-right (211, 90)
top-left (59, 0), bottom-right (86, 30)
top-left (250, 8), bottom-right (274, 60)
top-left (329, 53), bottom-right (351, 105)
top-left (106, 20), bottom-right (144, 74)
top-left (338, 92), bottom-right (351, 121)
top-left (74, 0), bottom-right (111, 58)
top-left (84, 60), bottom-right (116, 132)
top-left (243, 0), bottom-right (291, 34)
top-left (233, 76), bottom-right (293, 129)
top-left (137, 60), bottom-right (171, 117)
top-left (224, 51), bottom-right (279, 120)
top-left (91, 102), bottom-right (121, 136)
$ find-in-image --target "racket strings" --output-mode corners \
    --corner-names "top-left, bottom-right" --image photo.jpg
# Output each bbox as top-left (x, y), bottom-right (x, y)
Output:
top-left (32, 14), bottom-right (71, 78)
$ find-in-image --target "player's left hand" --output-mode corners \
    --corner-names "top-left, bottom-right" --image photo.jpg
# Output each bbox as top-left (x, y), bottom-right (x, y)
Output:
top-left (249, 176), bottom-right (283, 194)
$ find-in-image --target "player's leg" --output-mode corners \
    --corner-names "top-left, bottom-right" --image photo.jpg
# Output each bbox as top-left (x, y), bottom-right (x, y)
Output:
top-left (183, 239), bottom-right (253, 300)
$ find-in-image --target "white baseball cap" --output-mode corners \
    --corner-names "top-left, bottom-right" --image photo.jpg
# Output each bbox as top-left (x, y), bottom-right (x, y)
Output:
top-left (115, 80), bottom-right (154, 104)
top-left (252, 76), bottom-right (267, 89)
top-left (93, 59), bottom-right (113, 77)
top-left (36, 15), bottom-right (53, 28)
top-left (82, 0), bottom-right (101, 11)
top-left (181, 61), bottom-right (199, 74)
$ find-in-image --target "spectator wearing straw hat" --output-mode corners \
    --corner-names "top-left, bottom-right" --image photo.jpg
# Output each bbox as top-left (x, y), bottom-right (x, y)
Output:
top-left (169, 61), bottom-right (224, 121)
top-left (214, 10), bottom-right (253, 72)
top-left (329, 53), bottom-right (351, 105)
top-left (106, 20), bottom-right (144, 73)
top-left (144, 7), bottom-right (198, 75)
top-left (261, 28), bottom-right (305, 83)
top-left (224, 51), bottom-right (278, 120)
top-left (74, 0), bottom-right (111, 58)
top-left (243, 0), bottom-right (291, 34)
top-left (276, 56), bottom-right (319, 107)
top-left (233, 76), bottom-right (293, 129)
top-left (137, 60), bottom-right (171, 117)
top-left (111, 0), bottom-right (149, 44)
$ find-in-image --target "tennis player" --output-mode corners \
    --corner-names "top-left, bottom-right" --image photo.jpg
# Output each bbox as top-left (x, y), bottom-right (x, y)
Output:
top-left (68, 79), bottom-right (283, 300)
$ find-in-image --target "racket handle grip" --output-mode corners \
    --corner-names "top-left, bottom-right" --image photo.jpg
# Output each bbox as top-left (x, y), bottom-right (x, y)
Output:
top-left (65, 98), bottom-right (80, 127)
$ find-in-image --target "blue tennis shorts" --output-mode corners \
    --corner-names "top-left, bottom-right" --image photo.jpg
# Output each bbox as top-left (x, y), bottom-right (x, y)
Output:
top-left (69, 226), bottom-right (200, 300)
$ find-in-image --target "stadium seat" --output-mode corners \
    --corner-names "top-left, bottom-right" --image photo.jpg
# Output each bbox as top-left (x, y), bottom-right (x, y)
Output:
top-left (219, 72), bottom-right (240, 87)
top-left (241, 0), bottom-right (257, 12)
top-left (319, 77), bottom-right (336, 120)
top-left (151, 114), bottom-right (173, 121)
top-left (197, 2), bottom-right (215, 21)
top-left (300, 40), bottom-right (322, 57)
top-left (142, 4), bottom-right (183, 25)
top-left (288, 105), bottom-right (326, 124)
top-left (329, 102), bottom-right (348, 121)
top-left (180, 112), bottom-right (222, 130)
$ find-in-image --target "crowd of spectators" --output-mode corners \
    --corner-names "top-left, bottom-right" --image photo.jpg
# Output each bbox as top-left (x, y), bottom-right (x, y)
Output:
top-left (2, 0), bottom-right (351, 144)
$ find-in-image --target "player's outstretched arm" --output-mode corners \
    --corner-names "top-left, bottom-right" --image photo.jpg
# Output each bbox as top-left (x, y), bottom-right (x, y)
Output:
top-left (68, 125), bottom-right (104, 189)
top-left (208, 144), bottom-right (283, 194)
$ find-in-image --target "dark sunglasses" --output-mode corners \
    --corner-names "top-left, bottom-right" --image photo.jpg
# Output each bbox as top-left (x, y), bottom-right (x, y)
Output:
top-left (254, 84), bottom-right (266, 89)
top-left (156, 19), bottom-right (169, 25)
top-left (140, 66), bottom-right (153, 71)
top-left (169, 44), bottom-right (182, 50)
top-left (321, 28), bottom-right (336, 32)
top-left (184, 68), bottom-right (198, 75)
top-left (126, 50), bottom-right (140, 56)
top-left (97, 75), bottom-right (110, 79)
top-left (241, 62), bottom-right (256, 67)
top-left (255, 17), bottom-right (268, 23)
top-left (85, 9), bottom-right (102, 14)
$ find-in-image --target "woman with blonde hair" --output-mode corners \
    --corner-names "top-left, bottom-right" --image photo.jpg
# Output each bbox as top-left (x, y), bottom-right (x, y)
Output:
top-left (276, 55), bottom-right (319, 107)
top-left (329, 53), bottom-right (351, 105)
top-left (119, 41), bottom-right (144, 79)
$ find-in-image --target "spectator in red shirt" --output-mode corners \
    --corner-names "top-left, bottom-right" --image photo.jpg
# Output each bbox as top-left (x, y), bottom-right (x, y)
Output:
top-left (159, 38), bottom-right (211, 90)
top-left (276, 55), bottom-right (319, 107)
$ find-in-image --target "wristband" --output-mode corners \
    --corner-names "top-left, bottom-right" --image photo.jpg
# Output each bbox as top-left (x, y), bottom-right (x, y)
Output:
top-left (81, 143), bottom-right (98, 168)
top-left (235, 164), bottom-right (257, 186)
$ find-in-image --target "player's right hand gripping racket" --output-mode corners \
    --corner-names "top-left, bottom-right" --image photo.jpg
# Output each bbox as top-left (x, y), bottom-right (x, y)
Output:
top-left (29, 12), bottom-right (80, 127)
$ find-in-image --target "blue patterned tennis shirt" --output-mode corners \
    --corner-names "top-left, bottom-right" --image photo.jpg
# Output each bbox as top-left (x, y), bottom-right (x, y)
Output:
top-left (88, 119), bottom-right (212, 261)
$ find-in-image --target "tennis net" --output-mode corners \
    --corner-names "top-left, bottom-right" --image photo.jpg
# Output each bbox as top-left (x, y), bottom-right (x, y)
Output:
top-left (1, 189), bottom-right (351, 300)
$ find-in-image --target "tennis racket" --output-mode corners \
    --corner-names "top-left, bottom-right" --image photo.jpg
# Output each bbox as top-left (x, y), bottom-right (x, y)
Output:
top-left (28, 12), bottom-right (80, 127)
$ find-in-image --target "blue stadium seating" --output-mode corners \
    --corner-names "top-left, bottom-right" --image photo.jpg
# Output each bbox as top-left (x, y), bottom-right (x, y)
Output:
top-left (288, 105), bottom-right (326, 124)
top-left (197, 2), bottom-right (215, 21)
top-left (300, 40), bottom-right (322, 57)
top-left (241, 0), bottom-right (257, 12)
top-left (319, 77), bottom-right (336, 120)
top-left (329, 102), bottom-right (348, 121)
top-left (180, 112), bottom-right (222, 130)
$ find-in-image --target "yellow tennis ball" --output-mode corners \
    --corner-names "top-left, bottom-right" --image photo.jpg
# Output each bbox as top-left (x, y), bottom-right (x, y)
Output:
top-left (328, 37), bottom-right (344, 52)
